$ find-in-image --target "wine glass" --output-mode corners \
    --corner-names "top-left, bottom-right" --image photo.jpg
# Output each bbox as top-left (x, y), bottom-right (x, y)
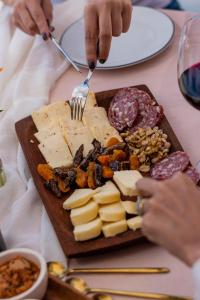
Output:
top-left (178, 15), bottom-right (200, 110)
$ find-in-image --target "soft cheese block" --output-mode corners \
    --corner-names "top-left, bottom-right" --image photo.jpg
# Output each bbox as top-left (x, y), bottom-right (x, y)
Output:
top-left (93, 181), bottom-right (120, 204)
top-left (127, 216), bottom-right (142, 231)
top-left (102, 220), bottom-right (127, 238)
top-left (99, 202), bottom-right (125, 222)
top-left (63, 188), bottom-right (100, 210)
top-left (84, 91), bottom-right (97, 110)
top-left (32, 105), bottom-right (50, 130)
top-left (38, 132), bottom-right (73, 169)
top-left (74, 218), bottom-right (102, 241)
top-left (121, 201), bottom-right (138, 215)
top-left (70, 201), bottom-right (99, 226)
top-left (113, 170), bottom-right (143, 196)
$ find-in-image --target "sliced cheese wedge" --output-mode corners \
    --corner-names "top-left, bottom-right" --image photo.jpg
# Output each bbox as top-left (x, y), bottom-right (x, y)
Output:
top-left (113, 170), bottom-right (143, 196)
top-left (34, 121), bottom-right (61, 143)
top-left (84, 91), bottom-right (97, 110)
top-left (83, 107), bottom-right (110, 128)
top-left (32, 105), bottom-right (50, 130)
top-left (59, 117), bottom-right (84, 133)
top-left (93, 181), bottom-right (120, 204)
top-left (102, 220), bottom-right (127, 238)
top-left (99, 202), bottom-right (125, 222)
top-left (89, 125), bottom-right (122, 147)
top-left (122, 201), bottom-right (138, 215)
top-left (63, 188), bottom-right (100, 210)
top-left (74, 218), bottom-right (102, 241)
top-left (70, 201), bottom-right (98, 226)
top-left (38, 132), bottom-right (73, 169)
top-left (63, 126), bottom-right (94, 157)
top-left (127, 216), bottom-right (142, 231)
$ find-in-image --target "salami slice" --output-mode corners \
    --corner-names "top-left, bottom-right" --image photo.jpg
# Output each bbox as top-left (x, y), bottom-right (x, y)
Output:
top-left (108, 88), bottom-right (139, 131)
top-left (150, 151), bottom-right (190, 180)
top-left (184, 166), bottom-right (200, 184)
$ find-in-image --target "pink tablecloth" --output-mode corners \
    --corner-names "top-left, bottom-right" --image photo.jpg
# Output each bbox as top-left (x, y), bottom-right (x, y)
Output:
top-left (50, 9), bottom-right (198, 298)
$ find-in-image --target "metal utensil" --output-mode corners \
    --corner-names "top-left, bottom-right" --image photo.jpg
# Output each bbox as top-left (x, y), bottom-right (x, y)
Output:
top-left (67, 277), bottom-right (192, 300)
top-left (69, 68), bottom-right (94, 121)
top-left (50, 34), bottom-right (81, 73)
top-left (47, 261), bottom-right (170, 278)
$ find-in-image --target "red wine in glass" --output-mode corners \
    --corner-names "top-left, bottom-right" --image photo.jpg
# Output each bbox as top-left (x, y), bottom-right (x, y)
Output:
top-left (179, 62), bottom-right (200, 110)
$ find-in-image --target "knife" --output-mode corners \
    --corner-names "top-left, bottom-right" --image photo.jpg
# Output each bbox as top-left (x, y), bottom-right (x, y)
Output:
top-left (50, 34), bottom-right (81, 73)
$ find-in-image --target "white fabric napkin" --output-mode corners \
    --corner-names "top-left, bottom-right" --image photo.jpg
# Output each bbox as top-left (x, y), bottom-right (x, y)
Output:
top-left (0, 0), bottom-right (85, 265)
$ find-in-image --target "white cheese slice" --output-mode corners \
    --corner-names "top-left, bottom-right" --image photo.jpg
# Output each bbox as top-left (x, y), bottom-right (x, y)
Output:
top-left (59, 117), bottom-right (84, 133)
top-left (127, 216), bottom-right (142, 231)
top-left (70, 201), bottom-right (99, 226)
top-left (84, 91), bottom-right (97, 110)
top-left (93, 181), bottom-right (120, 204)
top-left (34, 121), bottom-right (61, 143)
top-left (38, 132), bottom-right (73, 169)
top-left (63, 126), bottom-right (94, 157)
top-left (121, 201), bottom-right (138, 215)
top-left (99, 202), bottom-right (125, 222)
top-left (63, 188), bottom-right (100, 210)
top-left (90, 125), bottom-right (122, 147)
top-left (83, 107), bottom-right (110, 128)
top-left (113, 170), bottom-right (143, 196)
top-left (74, 218), bottom-right (102, 241)
top-left (32, 101), bottom-right (71, 131)
top-left (102, 220), bottom-right (128, 238)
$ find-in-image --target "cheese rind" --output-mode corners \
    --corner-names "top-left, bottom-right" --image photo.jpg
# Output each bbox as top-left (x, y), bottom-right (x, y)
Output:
top-left (102, 220), bottom-right (127, 238)
top-left (113, 170), bottom-right (143, 196)
top-left (38, 132), bottom-right (73, 169)
top-left (70, 201), bottom-right (98, 226)
top-left (99, 202), bottom-right (125, 222)
top-left (127, 216), bottom-right (142, 231)
top-left (93, 181), bottom-right (120, 204)
top-left (63, 188), bottom-right (100, 210)
top-left (122, 201), bottom-right (138, 215)
top-left (74, 218), bottom-right (102, 241)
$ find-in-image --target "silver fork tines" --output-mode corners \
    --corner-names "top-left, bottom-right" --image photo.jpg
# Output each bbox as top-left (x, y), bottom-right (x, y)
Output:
top-left (70, 69), bottom-right (94, 121)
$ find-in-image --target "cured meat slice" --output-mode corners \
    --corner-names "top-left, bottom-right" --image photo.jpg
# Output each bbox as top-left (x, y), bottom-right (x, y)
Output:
top-left (150, 151), bottom-right (190, 180)
top-left (131, 104), bottom-right (163, 132)
top-left (108, 89), bottom-right (139, 131)
top-left (184, 166), bottom-right (200, 184)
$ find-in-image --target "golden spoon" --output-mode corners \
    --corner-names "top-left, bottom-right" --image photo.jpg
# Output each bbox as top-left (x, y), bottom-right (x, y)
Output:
top-left (66, 277), bottom-right (192, 300)
top-left (47, 261), bottom-right (170, 277)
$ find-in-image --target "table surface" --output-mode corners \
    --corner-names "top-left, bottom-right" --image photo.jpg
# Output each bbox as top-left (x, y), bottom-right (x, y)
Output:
top-left (50, 9), bottom-right (198, 299)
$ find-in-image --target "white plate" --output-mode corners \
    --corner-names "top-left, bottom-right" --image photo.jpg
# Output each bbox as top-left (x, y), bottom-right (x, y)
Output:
top-left (60, 6), bottom-right (175, 70)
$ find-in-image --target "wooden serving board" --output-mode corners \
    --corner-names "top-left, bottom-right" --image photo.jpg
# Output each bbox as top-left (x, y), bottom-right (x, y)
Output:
top-left (15, 85), bottom-right (183, 258)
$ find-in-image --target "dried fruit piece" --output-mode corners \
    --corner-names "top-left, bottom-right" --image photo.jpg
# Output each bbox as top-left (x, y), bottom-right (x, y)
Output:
top-left (37, 164), bottom-right (54, 181)
top-left (76, 168), bottom-right (88, 188)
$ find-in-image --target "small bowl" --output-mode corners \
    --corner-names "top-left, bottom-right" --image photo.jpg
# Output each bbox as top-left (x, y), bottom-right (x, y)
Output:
top-left (0, 248), bottom-right (48, 300)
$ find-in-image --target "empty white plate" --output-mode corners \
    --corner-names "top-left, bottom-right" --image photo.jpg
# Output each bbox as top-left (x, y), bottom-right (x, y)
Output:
top-left (60, 6), bottom-right (175, 70)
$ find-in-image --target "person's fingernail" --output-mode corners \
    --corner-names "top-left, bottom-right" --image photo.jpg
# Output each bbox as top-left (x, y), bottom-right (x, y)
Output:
top-left (50, 26), bottom-right (55, 32)
top-left (42, 32), bottom-right (48, 41)
top-left (99, 59), bottom-right (106, 64)
top-left (88, 61), bottom-right (96, 70)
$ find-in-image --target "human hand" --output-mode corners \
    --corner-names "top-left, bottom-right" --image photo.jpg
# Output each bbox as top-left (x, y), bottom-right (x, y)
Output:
top-left (11, 0), bottom-right (53, 39)
top-left (84, 0), bottom-right (132, 69)
top-left (136, 172), bottom-right (200, 267)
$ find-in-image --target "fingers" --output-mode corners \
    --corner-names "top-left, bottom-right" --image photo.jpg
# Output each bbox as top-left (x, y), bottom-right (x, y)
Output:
top-left (26, 0), bottom-right (50, 37)
top-left (42, 0), bottom-right (53, 26)
top-left (84, 4), bottom-right (99, 69)
top-left (122, 1), bottom-right (132, 32)
top-left (13, 1), bottom-right (38, 35)
top-left (111, 4), bottom-right (123, 37)
top-left (136, 177), bottom-right (159, 198)
top-left (99, 8), bottom-right (112, 63)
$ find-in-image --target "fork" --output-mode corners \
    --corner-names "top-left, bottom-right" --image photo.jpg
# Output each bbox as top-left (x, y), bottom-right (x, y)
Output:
top-left (70, 68), bottom-right (94, 120)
